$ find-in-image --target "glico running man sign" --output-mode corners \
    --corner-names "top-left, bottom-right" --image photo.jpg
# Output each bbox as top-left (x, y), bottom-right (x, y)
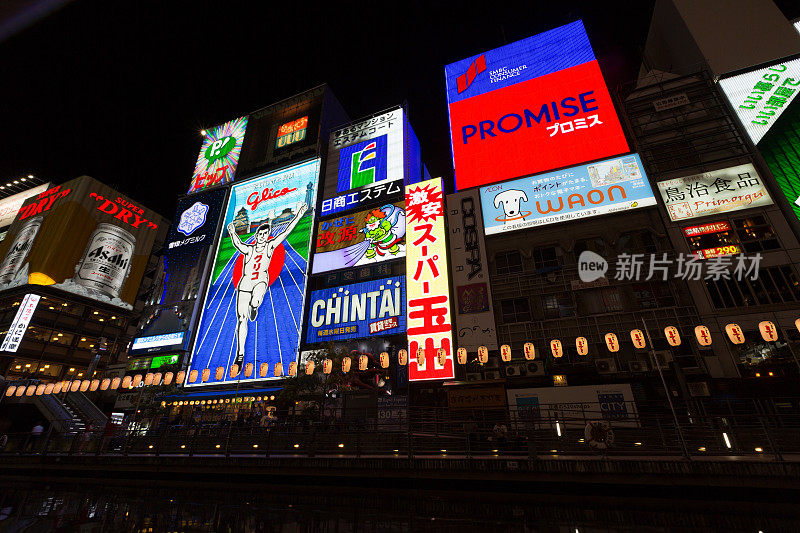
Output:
top-left (186, 159), bottom-right (320, 386)
top-left (445, 20), bottom-right (628, 190)
top-left (480, 153), bottom-right (655, 235)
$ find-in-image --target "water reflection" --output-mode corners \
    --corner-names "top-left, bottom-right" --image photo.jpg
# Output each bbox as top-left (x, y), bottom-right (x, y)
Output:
top-left (0, 479), bottom-right (796, 532)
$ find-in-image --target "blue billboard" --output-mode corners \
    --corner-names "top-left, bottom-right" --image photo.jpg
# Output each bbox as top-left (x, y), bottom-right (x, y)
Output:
top-left (306, 276), bottom-right (406, 343)
top-left (480, 153), bottom-right (656, 235)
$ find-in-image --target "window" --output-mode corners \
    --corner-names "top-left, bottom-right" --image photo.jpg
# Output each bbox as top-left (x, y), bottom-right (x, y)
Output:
top-left (632, 282), bottom-right (676, 309)
top-left (495, 250), bottom-right (523, 276)
top-left (705, 265), bottom-right (800, 308)
top-left (732, 216), bottom-right (780, 252)
top-left (541, 292), bottom-right (575, 319)
top-left (574, 237), bottom-right (608, 259)
top-left (617, 230), bottom-right (657, 255)
top-left (532, 246), bottom-right (560, 271)
top-left (500, 298), bottom-right (531, 323)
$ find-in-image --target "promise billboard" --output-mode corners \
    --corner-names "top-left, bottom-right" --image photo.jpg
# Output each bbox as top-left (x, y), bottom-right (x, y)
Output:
top-left (0, 177), bottom-right (163, 309)
top-left (186, 159), bottom-right (320, 387)
top-left (187, 116), bottom-right (249, 194)
top-left (445, 20), bottom-right (628, 190)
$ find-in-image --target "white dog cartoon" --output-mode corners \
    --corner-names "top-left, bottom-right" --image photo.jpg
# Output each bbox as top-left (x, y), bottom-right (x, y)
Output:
top-left (494, 189), bottom-right (528, 224)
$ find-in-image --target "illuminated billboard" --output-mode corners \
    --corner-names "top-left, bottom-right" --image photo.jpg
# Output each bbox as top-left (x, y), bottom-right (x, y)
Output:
top-left (719, 57), bottom-right (800, 145)
top-left (405, 178), bottom-right (454, 381)
top-left (322, 109), bottom-right (406, 213)
top-left (276, 116), bottom-right (308, 149)
top-left (312, 202), bottom-right (405, 274)
top-left (187, 116), bottom-right (248, 194)
top-left (759, 97), bottom-right (800, 223)
top-left (480, 153), bottom-right (655, 235)
top-left (0, 293), bottom-right (40, 353)
top-left (445, 20), bottom-right (628, 190)
top-left (129, 187), bottom-right (228, 355)
top-left (656, 163), bottom-right (772, 222)
top-left (306, 276), bottom-right (407, 343)
top-left (0, 183), bottom-right (51, 230)
top-left (0, 178), bottom-right (163, 309)
top-left (186, 159), bottom-right (320, 387)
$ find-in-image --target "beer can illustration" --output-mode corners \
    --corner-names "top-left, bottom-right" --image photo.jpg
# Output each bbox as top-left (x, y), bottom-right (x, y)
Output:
top-left (0, 216), bottom-right (43, 284)
top-left (74, 223), bottom-right (135, 299)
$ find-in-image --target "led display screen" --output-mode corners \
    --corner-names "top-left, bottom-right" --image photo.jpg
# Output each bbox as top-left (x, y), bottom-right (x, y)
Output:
top-left (0, 184), bottom-right (51, 229)
top-left (187, 116), bottom-right (248, 194)
top-left (275, 116), bottom-right (308, 149)
top-left (656, 163), bottom-right (772, 222)
top-left (186, 159), bottom-right (320, 386)
top-left (719, 57), bottom-right (800, 145)
top-left (312, 201), bottom-right (406, 274)
top-left (759, 97), bottom-right (800, 223)
top-left (480, 153), bottom-right (655, 235)
top-left (306, 276), bottom-right (407, 343)
top-left (322, 109), bottom-right (405, 205)
top-left (445, 20), bottom-right (628, 190)
top-left (0, 178), bottom-right (163, 309)
top-left (405, 178), bottom-right (454, 381)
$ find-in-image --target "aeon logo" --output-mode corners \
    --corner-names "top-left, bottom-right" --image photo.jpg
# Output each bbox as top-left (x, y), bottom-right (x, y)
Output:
top-left (457, 54), bottom-right (486, 94)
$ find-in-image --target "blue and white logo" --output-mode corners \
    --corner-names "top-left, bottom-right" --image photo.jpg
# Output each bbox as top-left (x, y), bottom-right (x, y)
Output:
top-left (177, 202), bottom-right (209, 236)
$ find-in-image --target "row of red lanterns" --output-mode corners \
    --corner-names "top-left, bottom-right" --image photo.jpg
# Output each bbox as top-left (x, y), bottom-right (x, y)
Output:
top-left (4, 320), bottom-right (785, 398)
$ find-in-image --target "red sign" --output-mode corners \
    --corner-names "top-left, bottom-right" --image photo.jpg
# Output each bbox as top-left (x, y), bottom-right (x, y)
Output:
top-left (278, 116), bottom-right (308, 137)
top-left (683, 221), bottom-right (731, 237)
top-left (448, 60), bottom-right (628, 190)
top-left (693, 245), bottom-right (741, 259)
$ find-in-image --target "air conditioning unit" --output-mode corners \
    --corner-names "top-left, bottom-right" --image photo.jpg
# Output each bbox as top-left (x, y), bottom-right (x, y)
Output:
top-left (466, 372), bottom-right (483, 382)
top-left (628, 361), bottom-right (648, 373)
top-left (525, 361), bottom-right (545, 376)
top-left (688, 381), bottom-right (711, 397)
top-left (484, 370), bottom-right (502, 380)
top-left (595, 358), bottom-right (618, 374)
top-left (653, 350), bottom-right (673, 369)
top-left (504, 364), bottom-right (526, 377)
top-left (485, 356), bottom-right (500, 369)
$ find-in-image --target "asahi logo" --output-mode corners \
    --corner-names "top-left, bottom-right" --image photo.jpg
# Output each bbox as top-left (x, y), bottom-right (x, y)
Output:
top-left (460, 196), bottom-right (482, 280)
top-left (87, 244), bottom-right (130, 269)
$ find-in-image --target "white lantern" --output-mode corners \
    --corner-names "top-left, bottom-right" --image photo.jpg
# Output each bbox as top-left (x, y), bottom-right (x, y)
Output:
top-left (341, 357), bottom-right (352, 373)
top-left (575, 337), bottom-right (588, 356)
top-left (725, 323), bottom-right (745, 344)
top-left (523, 343), bottom-right (535, 360)
top-left (630, 329), bottom-right (646, 349)
top-left (380, 352), bottom-right (389, 368)
top-left (478, 346), bottom-right (488, 364)
top-left (664, 326), bottom-right (681, 347)
top-left (759, 321), bottom-right (778, 342)
top-left (695, 325), bottom-right (712, 346)
top-left (550, 339), bottom-right (563, 358)
top-left (604, 333), bottom-right (619, 353)
top-left (457, 347), bottom-right (468, 365)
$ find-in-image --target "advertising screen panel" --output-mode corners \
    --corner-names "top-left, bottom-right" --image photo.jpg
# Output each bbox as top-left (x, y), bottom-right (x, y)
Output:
top-left (322, 109), bottom-right (405, 207)
top-left (0, 293), bottom-right (40, 353)
top-left (656, 163), bottom-right (773, 222)
top-left (719, 57), bottom-right (800, 145)
top-left (446, 191), bottom-right (498, 351)
top-left (445, 20), bottom-right (628, 190)
top-left (405, 178), bottom-right (454, 381)
top-left (187, 116), bottom-right (248, 194)
top-left (480, 153), bottom-right (655, 235)
top-left (0, 178), bottom-right (163, 309)
top-left (312, 202), bottom-right (406, 274)
top-left (0, 183), bottom-right (51, 230)
top-left (306, 276), bottom-right (407, 343)
top-left (759, 98), bottom-right (800, 223)
top-left (186, 159), bottom-right (320, 387)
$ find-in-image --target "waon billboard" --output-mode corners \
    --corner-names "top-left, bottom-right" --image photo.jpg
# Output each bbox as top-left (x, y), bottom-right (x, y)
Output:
top-left (0, 176), bottom-right (163, 309)
top-left (445, 20), bottom-right (628, 190)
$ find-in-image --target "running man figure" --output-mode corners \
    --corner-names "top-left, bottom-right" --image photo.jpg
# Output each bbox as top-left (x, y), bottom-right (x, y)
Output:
top-left (227, 203), bottom-right (308, 367)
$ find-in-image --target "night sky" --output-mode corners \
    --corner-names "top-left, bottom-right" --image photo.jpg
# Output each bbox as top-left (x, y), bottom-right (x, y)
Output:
top-left (0, 1), bottom-right (797, 219)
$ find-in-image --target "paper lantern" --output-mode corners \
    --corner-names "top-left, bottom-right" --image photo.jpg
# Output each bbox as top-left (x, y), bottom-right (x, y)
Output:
top-left (630, 329), bottom-right (646, 349)
top-left (575, 337), bottom-right (588, 356)
top-left (694, 325), bottom-right (712, 346)
top-left (163, 372), bottom-right (174, 386)
top-left (44, 383), bottom-right (54, 395)
top-left (323, 359), bottom-right (332, 374)
top-left (759, 321), bottom-right (778, 342)
top-left (500, 344), bottom-right (512, 362)
top-left (152, 373), bottom-right (162, 386)
top-left (398, 349), bottom-right (408, 366)
top-left (725, 323), bottom-right (745, 344)
top-left (341, 357), bottom-right (351, 373)
top-left (273, 362), bottom-right (282, 377)
top-left (229, 364), bottom-right (239, 378)
top-left (189, 369), bottom-right (199, 383)
top-left (604, 333), bottom-right (619, 353)
top-left (457, 347), bottom-right (468, 364)
top-left (5, 386), bottom-right (15, 397)
top-left (305, 360), bottom-right (315, 375)
top-left (132, 374), bottom-right (143, 387)
top-left (478, 346), bottom-right (488, 364)
top-left (53, 382), bottom-right (63, 394)
top-left (437, 348), bottom-right (447, 367)
top-left (35, 384), bottom-right (45, 395)
top-left (550, 339), bottom-right (563, 358)
top-left (175, 371), bottom-right (185, 384)
top-left (15, 386), bottom-right (25, 397)
top-left (111, 377), bottom-right (121, 389)
top-left (201, 368), bottom-right (211, 383)
top-left (144, 373), bottom-right (154, 386)
top-left (417, 348), bottom-right (425, 368)
top-left (664, 326), bottom-right (681, 347)
top-left (380, 352), bottom-right (389, 368)
top-left (288, 361), bottom-right (297, 376)
top-left (88, 379), bottom-right (99, 391)
top-left (26, 385), bottom-right (36, 396)
top-left (796, 318), bottom-right (800, 334)
top-left (70, 380), bottom-right (81, 392)
top-left (524, 342), bottom-right (535, 360)
top-left (244, 362), bottom-right (253, 378)
top-left (359, 354), bottom-right (368, 371)
top-left (80, 380), bottom-right (90, 392)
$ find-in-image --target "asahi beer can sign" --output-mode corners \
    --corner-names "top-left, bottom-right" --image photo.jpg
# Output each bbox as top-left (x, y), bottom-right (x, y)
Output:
top-left (74, 223), bottom-right (135, 299)
top-left (0, 216), bottom-right (43, 284)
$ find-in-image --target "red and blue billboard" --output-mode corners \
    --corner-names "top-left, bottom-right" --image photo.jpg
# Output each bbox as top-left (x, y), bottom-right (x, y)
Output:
top-left (445, 20), bottom-right (629, 191)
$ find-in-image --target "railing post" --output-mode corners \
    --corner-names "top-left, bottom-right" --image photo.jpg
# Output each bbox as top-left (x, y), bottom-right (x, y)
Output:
top-left (759, 415), bottom-right (783, 462)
